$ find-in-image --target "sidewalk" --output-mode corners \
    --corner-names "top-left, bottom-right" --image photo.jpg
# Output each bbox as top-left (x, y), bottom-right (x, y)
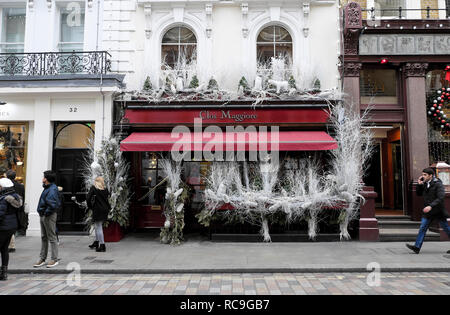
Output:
top-left (8, 233), bottom-right (450, 274)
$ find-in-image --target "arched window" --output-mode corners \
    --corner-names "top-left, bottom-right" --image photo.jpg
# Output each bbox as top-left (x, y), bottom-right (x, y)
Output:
top-left (257, 25), bottom-right (292, 65)
top-left (161, 26), bottom-right (197, 69)
top-left (54, 123), bottom-right (95, 149)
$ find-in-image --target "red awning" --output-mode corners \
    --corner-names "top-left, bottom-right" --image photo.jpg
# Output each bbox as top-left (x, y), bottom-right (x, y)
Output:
top-left (120, 131), bottom-right (337, 152)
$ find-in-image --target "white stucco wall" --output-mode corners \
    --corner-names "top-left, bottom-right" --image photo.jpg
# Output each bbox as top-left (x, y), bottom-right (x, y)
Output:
top-left (103, 0), bottom-right (340, 92)
top-left (0, 90), bottom-right (115, 236)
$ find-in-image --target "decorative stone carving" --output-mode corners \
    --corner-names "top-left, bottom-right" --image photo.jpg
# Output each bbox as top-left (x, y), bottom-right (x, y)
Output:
top-left (343, 3), bottom-right (362, 56)
top-left (47, 0), bottom-right (52, 10)
top-left (360, 34), bottom-right (450, 55)
top-left (340, 62), bottom-right (362, 77)
top-left (345, 2), bottom-right (362, 30)
top-left (87, 0), bottom-right (93, 9)
top-left (344, 30), bottom-right (360, 55)
top-left (302, 2), bottom-right (310, 38)
top-left (242, 3), bottom-right (248, 38)
top-left (28, 0), bottom-right (34, 11)
top-left (403, 63), bottom-right (428, 77)
top-left (144, 3), bottom-right (152, 39)
top-left (206, 3), bottom-right (213, 38)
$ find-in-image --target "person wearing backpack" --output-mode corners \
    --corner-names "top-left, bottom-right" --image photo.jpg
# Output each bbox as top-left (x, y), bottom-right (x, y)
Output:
top-left (0, 177), bottom-right (23, 280)
top-left (86, 176), bottom-right (110, 252)
top-left (33, 171), bottom-right (61, 268)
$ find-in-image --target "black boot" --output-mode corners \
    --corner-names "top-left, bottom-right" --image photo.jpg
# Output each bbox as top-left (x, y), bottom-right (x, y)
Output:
top-left (0, 266), bottom-right (7, 281)
top-left (88, 241), bottom-right (99, 249)
top-left (96, 244), bottom-right (106, 252)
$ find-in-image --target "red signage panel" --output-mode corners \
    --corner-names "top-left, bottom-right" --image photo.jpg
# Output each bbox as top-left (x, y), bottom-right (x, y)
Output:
top-left (124, 108), bottom-right (329, 125)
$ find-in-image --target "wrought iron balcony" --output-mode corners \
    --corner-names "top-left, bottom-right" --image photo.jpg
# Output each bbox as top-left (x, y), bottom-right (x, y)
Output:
top-left (362, 7), bottom-right (450, 20)
top-left (0, 51), bottom-right (111, 76)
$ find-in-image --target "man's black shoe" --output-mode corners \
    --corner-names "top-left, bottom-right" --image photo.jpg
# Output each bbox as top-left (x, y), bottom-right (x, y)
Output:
top-left (8, 248), bottom-right (15, 253)
top-left (406, 244), bottom-right (420, 254)
top-left (447, 250), bottom-right (450, 254)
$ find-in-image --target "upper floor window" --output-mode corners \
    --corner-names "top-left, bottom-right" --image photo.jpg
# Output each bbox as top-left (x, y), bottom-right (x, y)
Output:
top-left (161, 26), bottom-right (197, 69)
top-left (373, 0), bottom-right (406, 18)
top-left (257, 25), bottom-right (292, 65)
top-left (59, 5), bottom-right (85, 52)
top-left (0, 8), bottom-right (26, 53)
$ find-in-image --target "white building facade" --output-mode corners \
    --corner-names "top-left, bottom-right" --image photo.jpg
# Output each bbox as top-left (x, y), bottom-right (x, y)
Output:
top-left (0, 0), bottom-right (123, 236)
top-left (105, 0), bottom-right (341, 93)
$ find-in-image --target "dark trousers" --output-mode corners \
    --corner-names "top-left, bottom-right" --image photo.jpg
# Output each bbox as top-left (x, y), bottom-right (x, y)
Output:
top-left (0, 230), bottom-right (15, 267)
top-left (17, 210), bottom-right (28, 235)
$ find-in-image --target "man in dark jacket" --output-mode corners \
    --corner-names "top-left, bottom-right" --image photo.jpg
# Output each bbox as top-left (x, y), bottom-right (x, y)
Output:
top-left (5, 170), bottom-right (26, 236)
top-left (406, 167), bottom-right (450, 254)
top-left (33, 171), bottom-right (60, 268)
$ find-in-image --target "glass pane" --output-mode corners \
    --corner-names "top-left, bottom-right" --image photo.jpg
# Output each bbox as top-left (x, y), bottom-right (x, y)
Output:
top-left (55, 123), bottom-right (95, 149)
top-left (162, 27), bottom-right (196, 44)
top-left (161, 44), bottom-right (196, 69)
top-left (0, 124), bottom-right (28, 185)
top-left (3, 8), bottom-right (26, 43)
top-left (274, 26), bottom-right (292, 42)
top-left (257, 26), bottom-right (275, 42)
top-left (60, 10), bottom-right (85, 50)
top-left (360, 69), bottom-right (397, 97)
top-left (142, 152), bottom-right (158, 169)
top-left (426, 70), bottom-right (446, 92)
top-left (257, 26), bottom-right (292, 43)
top-left (374, 0), bottom-right (406, 17)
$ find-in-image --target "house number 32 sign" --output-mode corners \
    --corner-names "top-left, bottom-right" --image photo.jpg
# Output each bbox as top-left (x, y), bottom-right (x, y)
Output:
top-left (69, 107), bottom-right (79, 113)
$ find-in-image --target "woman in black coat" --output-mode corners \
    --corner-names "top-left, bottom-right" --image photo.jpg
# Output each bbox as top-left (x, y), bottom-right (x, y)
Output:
top-left (86, 176), bottom-right (110, 252)
top-left (0, 178), bottom-right (22, 280)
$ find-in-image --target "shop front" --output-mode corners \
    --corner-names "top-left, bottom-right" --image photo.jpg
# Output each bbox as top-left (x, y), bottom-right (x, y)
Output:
top-left (116, 101), bottom-right (347, 236)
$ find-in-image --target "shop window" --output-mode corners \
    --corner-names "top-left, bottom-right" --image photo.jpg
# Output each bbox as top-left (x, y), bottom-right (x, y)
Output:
top-left (426, 69), bottom-right (450, 165)
top-left (161, 26), bottom-right (197, 69)
top-left (0, 8), bottom-right (26, 53)
top-left (373, 0), bottom-right (406, 18)
top-left (54, 123), bottom-right (94, 149)
top-left (360, 69), bottom-right (398, 105)
top-left (0, 123), bottom-right (28, 185)
top-left (59, 5), bottom-right (85, 52)
top-left (140, 152), bottom-right (166, 206)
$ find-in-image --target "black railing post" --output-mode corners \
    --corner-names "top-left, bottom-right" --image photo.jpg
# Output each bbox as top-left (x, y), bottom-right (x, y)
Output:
top-left (370, 7), bottom-right (375, 20)
top-left (399, 6), bottom-right (402, 19)
top-left (426, 6), bottom-right (430, 18)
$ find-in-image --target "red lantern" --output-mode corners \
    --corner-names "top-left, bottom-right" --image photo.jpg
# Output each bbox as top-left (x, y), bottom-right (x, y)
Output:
top-left (434, 114), bottom-right (437, 116)
top-left (442, 120), bottom-right (446, 123)
top-left (437, 110), bottom-right (440, 113)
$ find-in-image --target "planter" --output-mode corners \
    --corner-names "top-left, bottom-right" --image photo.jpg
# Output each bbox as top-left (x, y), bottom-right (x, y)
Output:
top-left (103, 221), bottom-right (124, 242)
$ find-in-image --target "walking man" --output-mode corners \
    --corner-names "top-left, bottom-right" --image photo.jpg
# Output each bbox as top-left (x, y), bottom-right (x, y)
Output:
top-left (33, 171), bottom-right (60, 268)
top-left (406, 167), bottom-right (450, 254)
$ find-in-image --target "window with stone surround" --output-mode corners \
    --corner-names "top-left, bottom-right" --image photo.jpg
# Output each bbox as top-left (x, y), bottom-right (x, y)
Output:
top-left (161, 26), bottom-right (197, 70)
top-left (0, 8), bottom-right (26, 53)
top-left (58, 3), bottom-right (85, 52)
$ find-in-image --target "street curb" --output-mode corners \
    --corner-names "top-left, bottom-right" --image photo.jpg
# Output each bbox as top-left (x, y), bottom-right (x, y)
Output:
top-left (8, 267), bottom-right (450, 274)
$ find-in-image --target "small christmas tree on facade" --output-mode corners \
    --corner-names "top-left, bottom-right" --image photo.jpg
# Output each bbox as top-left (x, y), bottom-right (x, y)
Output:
top-left (143, 76), bottom-right (152, 91)
top-left (189, 75), bottom-right (199, 89)
top-left (207, 77), bottom-right (219, 90)
top-left (238, 76), bottom-right (250, 93)
top-left (83, 136), bottom-right (131, 229)
top-left (288, 75), bottom-right (296, 89)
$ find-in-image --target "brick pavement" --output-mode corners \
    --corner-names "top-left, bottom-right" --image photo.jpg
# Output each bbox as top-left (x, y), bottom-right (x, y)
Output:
top-left (0, 272), bottom-right (449, 295)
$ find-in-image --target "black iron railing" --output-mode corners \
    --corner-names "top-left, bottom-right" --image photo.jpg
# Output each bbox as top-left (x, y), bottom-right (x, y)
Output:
top-left (362, 7), bottom-right (450, 19)
top-left (0, 51), bottom-right (111, 76)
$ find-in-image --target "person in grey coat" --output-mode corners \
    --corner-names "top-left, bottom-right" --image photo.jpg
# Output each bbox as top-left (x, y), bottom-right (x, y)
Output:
top-left (406, 167), bottom-right (450, 254)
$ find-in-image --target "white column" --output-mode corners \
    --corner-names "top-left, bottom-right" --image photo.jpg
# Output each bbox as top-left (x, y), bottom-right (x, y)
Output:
top-left (26, 97), bottom-right (53, 236)
top-left (94, 92), bottom-right (113, 152)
